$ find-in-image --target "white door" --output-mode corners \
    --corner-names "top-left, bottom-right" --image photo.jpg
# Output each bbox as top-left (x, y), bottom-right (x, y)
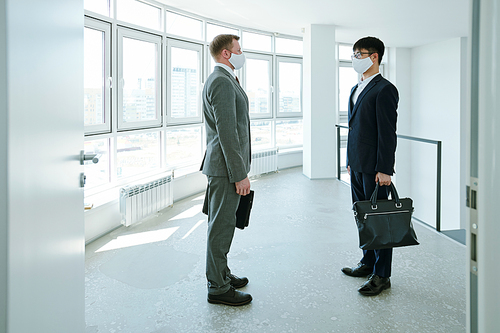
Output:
top-left (3, 0), bottom-right (85, 332)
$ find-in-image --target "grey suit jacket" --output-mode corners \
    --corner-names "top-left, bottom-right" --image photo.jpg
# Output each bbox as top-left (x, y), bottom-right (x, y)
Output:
top-left (201, 66), bottom-right (251, 183)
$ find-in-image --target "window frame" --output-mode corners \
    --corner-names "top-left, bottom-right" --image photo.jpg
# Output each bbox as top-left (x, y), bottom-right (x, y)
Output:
top-left (84, 0), bottom-right (112, 17)
top-left (84, 17), bottom-right (112, 135)
top-left (114, 127), bottom-right (163, 181)
top-left (83, 136), bottom-right (111, 189)
top-left (241, 30), bottom-right (273, 53)
top-left (275, 36), bottom-right (303, 57)
top-left (165, 123), bottom-right (204, 170)
top-left (338, 60), bottom-right (355, 125)
top-left (205, 22), bottom-right (239, 42)
top-left (116, 0), bottom-right (163, 32)
top-left (117, 27), bottom-right (163, 131)
top-left (242, 52), bottom-right (273, 120)
top-left (276, 56), bottom-right (303, 118)
top-left (166, 39), bottom-right (204, 125)
top-left (165, 10), bottom-right (204, 42)
top-left (275, 118), bottom-right (303, 149)
top-left (83, 5), bottom-right (305, 199)
top-left (250, 119), bottom-right (275, 151)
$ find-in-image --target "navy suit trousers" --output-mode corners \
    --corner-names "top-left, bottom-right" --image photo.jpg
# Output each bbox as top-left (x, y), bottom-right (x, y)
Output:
top-left (350, 170), bottom-right (393, 278)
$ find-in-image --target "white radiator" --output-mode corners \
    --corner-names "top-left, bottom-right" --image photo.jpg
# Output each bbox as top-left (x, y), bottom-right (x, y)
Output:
top-left (119, 175), bottom-right (173, 227)
top-left (248, 148), bottom-right (278, 177)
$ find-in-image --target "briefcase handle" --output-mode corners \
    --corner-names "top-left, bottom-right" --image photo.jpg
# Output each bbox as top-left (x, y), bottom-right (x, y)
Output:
top-left (370, 182), bottom-right (401, 208)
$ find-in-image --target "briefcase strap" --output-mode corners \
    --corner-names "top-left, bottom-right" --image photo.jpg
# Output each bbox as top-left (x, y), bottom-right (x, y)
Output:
top-left (370, 182), bottom-right (402, 208)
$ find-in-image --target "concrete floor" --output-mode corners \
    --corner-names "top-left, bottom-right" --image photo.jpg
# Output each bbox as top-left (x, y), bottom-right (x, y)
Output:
top-left (85, 167), bottom-right (466, 333)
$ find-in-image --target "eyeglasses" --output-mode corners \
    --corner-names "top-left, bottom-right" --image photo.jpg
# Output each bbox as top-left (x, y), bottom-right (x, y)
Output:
top-left (351, 52), bottom-right (373, 60)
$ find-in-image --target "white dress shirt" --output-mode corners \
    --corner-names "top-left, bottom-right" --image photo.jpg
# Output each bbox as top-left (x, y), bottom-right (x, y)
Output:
top-left (352, 72), bottom-right (381, 105)
top-left (215, 63), bottom-right (236, 79)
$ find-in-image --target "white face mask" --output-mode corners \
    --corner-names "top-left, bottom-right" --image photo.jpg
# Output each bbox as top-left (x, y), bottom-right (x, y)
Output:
top-left (228, 52), bottom-right (246, 70)
top-left (352, 56), bottom-right (373, 74)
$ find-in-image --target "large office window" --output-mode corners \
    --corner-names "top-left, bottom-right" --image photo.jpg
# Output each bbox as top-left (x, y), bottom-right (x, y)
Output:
top-left (117, 0), bottom-right (162, 31)
top-left (276, 119), bottom-right (303, 148)
top-left (277, 57), bottom-right (302, 116)
top-left (167, 40), bottom-right (203, 124)
top-left (84, 18), bottom-right (111, 134)
top-left (250, 121), bottom-right (273, 151)
top-left (338, 44), bottom-right (358, 183)
top-left (84, 0), bottom-right (111, 17)
top-left (166, 125), bottom-right (203, 168)
top-left (339, 44), bottom-right (353, 61)
top-left (206, 23), bottom-right (238, 42)
top-left (166, 11), bottom-right (203, 40)
top-left (242, 31), bottom-right (272, 52)
top-left (338, 65), bottom-right (359, 123)
top-left (244, 54), bottom-right (272, 118)
top-left (84, 138), bottom-right (110, 188)
top-left (83, 4), bottom-right (303, 194)
top-left (118, 29), bottom-right (162, 130)
top-left (116, 132), bottom-right (161, 179)
top-left (276, 37), bottom-right (303, 56)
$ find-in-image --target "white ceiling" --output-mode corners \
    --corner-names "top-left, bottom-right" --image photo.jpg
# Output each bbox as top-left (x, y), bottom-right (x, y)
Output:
top-left (157, 0), bottom-right (470, 48)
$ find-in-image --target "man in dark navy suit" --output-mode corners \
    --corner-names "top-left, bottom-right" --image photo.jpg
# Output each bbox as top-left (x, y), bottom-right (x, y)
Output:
top-left (341, 37), bottom-right (399, 296)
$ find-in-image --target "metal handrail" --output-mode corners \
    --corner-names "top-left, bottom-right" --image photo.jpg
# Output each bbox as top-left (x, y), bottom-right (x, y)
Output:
top-left (335, 124), bottom-right (442, 232)
top-left (335, 125), bottom-right (349, 180)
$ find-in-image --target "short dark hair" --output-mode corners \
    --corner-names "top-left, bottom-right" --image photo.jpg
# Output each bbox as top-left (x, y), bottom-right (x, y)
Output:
top-left (209, 34), bottom-right (240, 59)
top-left (353, 36), bottom-right (385, 65)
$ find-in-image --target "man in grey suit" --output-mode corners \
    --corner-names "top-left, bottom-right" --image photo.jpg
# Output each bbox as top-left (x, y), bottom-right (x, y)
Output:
top-left (201, 34), bottom-right (252, 306)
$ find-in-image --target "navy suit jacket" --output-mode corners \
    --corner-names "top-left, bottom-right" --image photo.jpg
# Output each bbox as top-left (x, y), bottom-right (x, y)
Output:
top-left (347, 74), bottom-right (398, 176)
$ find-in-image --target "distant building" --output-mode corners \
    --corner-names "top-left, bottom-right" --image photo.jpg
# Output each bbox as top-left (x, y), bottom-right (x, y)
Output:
top-left (171, 67), bottom-right (198, 118)
top-left (123, 78), bottom-right (156, 122)
top-left (84, 88), bottom-right (103, 125)
top-left (247, 89), bottom-right (268, 114)
top-left (279, 93), bottom-right (300, 113)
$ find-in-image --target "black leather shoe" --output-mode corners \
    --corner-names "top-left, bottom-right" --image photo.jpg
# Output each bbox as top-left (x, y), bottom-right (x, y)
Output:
top-left (207, 287), bottom-right (252, 306)
top-left (229, 274), bottom-right (249, 288)
top-left (358, 274), bottom-right (391, 296)
top-left (341, 262), bottom-right (373, 277)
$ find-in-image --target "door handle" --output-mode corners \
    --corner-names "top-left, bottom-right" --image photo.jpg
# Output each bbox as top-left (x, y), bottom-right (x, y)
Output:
top-left (80, 150), bottom-right (101, 165)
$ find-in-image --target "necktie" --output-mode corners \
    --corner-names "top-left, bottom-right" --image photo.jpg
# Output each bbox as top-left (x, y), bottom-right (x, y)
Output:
top-left (236, 76), bottom-right (240, 85)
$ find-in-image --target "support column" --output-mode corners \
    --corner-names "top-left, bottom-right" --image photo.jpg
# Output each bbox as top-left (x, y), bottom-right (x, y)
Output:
top-left (302, 24), bottom-right (337, 179)
top-left (476, 0), bottom-right (500, 332)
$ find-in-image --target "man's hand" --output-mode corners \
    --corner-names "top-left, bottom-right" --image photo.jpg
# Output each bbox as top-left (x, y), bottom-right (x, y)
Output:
top-left (375, 172), bottom-right (391, 186)
top-left (347, 165), bottom-right (350, 176)
top-left (235, 177), bottom-right (251, 196)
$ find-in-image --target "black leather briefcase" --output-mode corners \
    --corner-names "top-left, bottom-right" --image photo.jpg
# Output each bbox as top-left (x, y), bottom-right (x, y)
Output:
top-left (353, 182), bottom-right (419, 250)
top-left (202, 189), bottom-right (254, 230)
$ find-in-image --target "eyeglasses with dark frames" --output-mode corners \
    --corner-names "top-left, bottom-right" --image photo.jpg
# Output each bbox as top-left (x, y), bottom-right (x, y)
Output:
top-left (351, 52), bottom-right (374, 60)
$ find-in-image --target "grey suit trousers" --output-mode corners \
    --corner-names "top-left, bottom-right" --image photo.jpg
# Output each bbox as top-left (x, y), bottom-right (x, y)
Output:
top-left (206, 175), bottom-right (241, 295)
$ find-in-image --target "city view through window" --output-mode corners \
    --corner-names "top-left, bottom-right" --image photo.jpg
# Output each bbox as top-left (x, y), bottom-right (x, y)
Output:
top-left (83, 0), bottom-right (303, 193)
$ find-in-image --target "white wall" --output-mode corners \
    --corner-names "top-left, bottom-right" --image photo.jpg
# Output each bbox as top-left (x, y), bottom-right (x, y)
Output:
top-left (409, 38), bottom-right (466, 231)
top-left (388, 48), bottom-right (413, 198)
top-left (85, 152), bottom-right (303, 243)
top-left (85, 171), bottom-right (207, 243)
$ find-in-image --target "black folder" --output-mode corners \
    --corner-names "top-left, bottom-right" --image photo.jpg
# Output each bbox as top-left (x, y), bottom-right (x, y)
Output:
top-left (202, 189), bottom-right (254, 230)
top-left (235, 190), bottom-right (254, 229)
